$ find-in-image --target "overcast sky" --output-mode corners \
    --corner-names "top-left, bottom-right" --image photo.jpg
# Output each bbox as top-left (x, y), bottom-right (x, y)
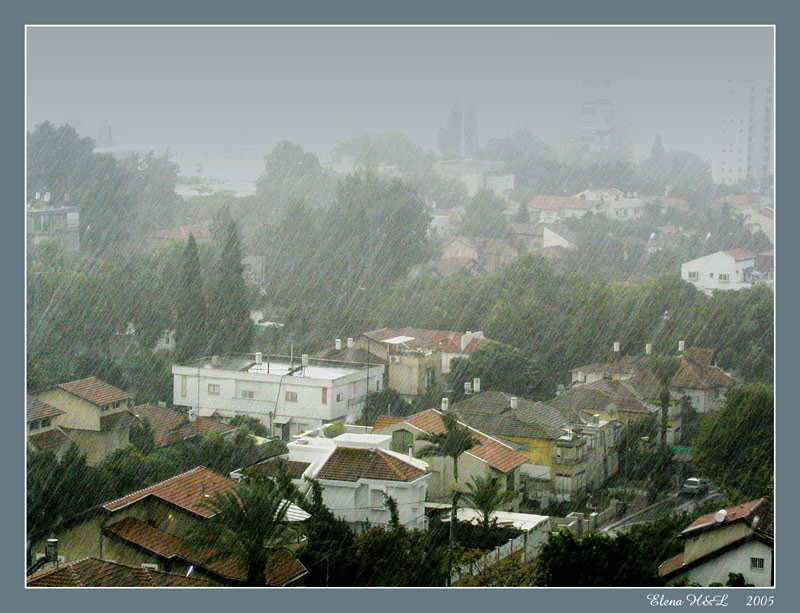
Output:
top-left (26, 26), bottom-right (773, 162)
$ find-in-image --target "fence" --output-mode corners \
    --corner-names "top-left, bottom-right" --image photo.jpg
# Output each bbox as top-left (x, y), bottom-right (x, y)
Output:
top-left (450, 500), bottom-right (622, 584)
top-left (450, 528), bottom-right (549, 584)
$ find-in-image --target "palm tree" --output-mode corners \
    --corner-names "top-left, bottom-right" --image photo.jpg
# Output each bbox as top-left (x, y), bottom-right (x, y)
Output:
top-left (461, 475), bottom-right (517, 535)
top-left (417, 409), bottom-right (478, 585)
top-left (182, 479), bottom-right (293, 586)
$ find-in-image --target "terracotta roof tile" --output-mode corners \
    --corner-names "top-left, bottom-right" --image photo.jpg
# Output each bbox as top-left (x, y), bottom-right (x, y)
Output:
top-left (27, 557), bottom-right (219, 587)
top-left (658, 552), bottom-right (685, 577)
top-left (682, 499), bottom-right (765, 536)
top-left (724, 249), bottom-right (757, 261)
top-left (316, 447), bottom-right (426, 482)
top-left (58, 377), bottom-right (132, 406)
top-left (373, 416), bottom-right (404, 430)
top-left (27, 395), bottom-right (65, 422)
top-left (103, 517), bottom-right (306, 585)
top-left (401, 409), bottom-right (527, 473)
top-left (103, 466), bottom-right (237, 518)
top-left (246, 457), bottom-right (311, 480)
top-left (132, 404), bottom-right (236, 447)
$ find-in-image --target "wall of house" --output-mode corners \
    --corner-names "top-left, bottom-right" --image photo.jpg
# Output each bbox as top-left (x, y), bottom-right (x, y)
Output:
top-left (443, 239), bottom-right (479, 261)
top-left (384, 351), bottom-right (441, 399)
top-left (681, 253), bottom-right (755, 293)
top-left (684, 523), bottom-right (756, 565)
top-left (62, 425), bottom-right (130, 466)
top-left (173, 364), bottom-right (383, 429)
top-left (36, 388), bottom-right (102, 431)
top-left (681, 540), bottom-right (773, 587)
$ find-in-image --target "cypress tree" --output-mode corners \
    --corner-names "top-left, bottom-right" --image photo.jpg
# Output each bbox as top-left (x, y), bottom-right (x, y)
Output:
top-left (175, 233), bottom-right (209, 361)
top-left (208, 220), bottom-right (252, 354)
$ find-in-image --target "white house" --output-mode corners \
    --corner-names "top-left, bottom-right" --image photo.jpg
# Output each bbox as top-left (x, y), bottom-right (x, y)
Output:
top-left (573, 188), bottom-right (644, 220)
top-left (659, 499), bottom-right (773, 586)
top-left (245, 432), bottom-right (430, 530)
top-left (681, 249), bottom-right (757, 294)
top-left (172, 353), bottom-right (385, 439)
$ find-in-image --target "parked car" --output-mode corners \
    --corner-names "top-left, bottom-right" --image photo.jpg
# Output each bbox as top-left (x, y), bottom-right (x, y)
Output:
top-left (681, 477), bottom-right (710, 496)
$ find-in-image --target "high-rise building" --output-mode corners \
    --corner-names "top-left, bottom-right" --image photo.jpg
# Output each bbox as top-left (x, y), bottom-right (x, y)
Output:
top-left (713, 78), bottom-right (773, 186)
top-left (563, 78), bottom-right (632, 165)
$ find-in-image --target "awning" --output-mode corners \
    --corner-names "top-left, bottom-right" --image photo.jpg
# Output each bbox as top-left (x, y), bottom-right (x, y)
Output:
top-left (273, 414), bottom-right (293, 425)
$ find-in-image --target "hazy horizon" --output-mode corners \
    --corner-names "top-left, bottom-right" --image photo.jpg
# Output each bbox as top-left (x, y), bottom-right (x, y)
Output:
top-left (27, 26), bottom-right (773, 165)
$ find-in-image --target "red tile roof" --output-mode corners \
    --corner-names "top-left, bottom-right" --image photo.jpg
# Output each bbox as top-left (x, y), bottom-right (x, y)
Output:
top-left (399, 409), bottom-right (527, 474)
top-left (724, 249), bottom-right (757, 261)
top-left (27, 557), bottom-right (220, 587)
top-left (373, 416), bottom-right (404, 430)
top-left (682, 499), bottom-right (765, 536)
top-left (27, 395), bottom-right (65, 422)
top-left (671, 355), bottom-right (734, 390)
top-left (58, 377), bottom-right (132, 406)
top-left (27, 428), bottom-right (70, 452)
top-left (132, 404), bottom-right (236, 447)
top-left (104, 517), bottom-right (306, 585)
top-left (657, 551), bottom-right (686, 577)
top-left (246, 457), bottom-right (311, 480)
top-left (146, 220), bottom-right (212, 241)
top-left (103, 466), bottom-right (237, 518)
top-left (527, 196), bottom-right (594, 211)
top-left (683, 347), bottom-right (715, 366)
top-left (316, 447), bottom-right (426, 482)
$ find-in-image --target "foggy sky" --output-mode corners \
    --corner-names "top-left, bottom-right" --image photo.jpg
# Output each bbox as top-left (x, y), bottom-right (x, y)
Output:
top-left (26, 26), bottom-right (773, 162)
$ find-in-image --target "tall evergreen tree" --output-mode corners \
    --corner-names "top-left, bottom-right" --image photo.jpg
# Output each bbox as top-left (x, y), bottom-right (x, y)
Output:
top-left (463, 106), bottom-right (479, 157)
top-left (175, 234), bottom-right (209, 361)
top-left (208, 220), bottom-right (252, 354)
top-left (437, 102), bottom-right (463, 158)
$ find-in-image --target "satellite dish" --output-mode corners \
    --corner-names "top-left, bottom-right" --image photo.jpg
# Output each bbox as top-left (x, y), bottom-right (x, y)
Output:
top-left (714, 509), bottom-right (728, 523)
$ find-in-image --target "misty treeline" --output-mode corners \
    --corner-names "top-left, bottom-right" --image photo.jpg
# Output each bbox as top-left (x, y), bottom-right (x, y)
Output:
top-left (27, 122), bottom-right (181, 249)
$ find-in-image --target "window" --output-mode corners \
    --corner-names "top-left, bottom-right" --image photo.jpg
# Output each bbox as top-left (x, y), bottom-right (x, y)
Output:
top-left (336, 393), bottom-right (342, 402)
top-left (241, 390), bottom-right (254, 399)
top-left (506, 472), bottom-right (515, 491)
top-left (208, 384), bottom-right (220, 396)
top-left (180, 375), bottom-right (187, 397)
top-left (321, 388), bottom-right (327, 404)
top-left (709, 272), bottom-right (714, 279)
top-left (41, 417), bottom-right (51, 428)
top-left (28, 420), bottom-right (39, 431)
top-left (719, 273), bottom-right (730, 282)
top-left (285, 391), bottom-right (298, 402)
top-left (751, 557), bottom-right (765, 571)
top-left (141, 563), bottom-right (160, 571)
top-left (688, 271), bottom-right (698, 280)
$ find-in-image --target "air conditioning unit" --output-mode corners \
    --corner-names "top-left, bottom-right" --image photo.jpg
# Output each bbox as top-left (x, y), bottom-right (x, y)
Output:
top-left (389, 355), bottom-right (402, 363)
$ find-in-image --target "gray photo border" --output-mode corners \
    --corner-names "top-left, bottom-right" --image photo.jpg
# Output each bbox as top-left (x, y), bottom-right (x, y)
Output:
top-left (4, 1), bottom-right (794, 612)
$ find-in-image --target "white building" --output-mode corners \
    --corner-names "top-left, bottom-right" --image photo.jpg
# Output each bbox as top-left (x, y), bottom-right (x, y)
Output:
top-left (245, 432), bottom-right (430, 530)
top-left (713, 78), bottom-right (774, 186)
top-left (433, 159), bottom-right (515, 198)
top-left (172, 353), bottom-right (385, 439)
top-left (573, 188), bottom-right (644, 220)
top-left (681, 249), bottom-right (757, 294)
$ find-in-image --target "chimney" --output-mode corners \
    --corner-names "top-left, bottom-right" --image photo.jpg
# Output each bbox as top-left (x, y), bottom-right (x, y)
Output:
top-left (464, 381), bottom-right (472, 395)
top-left (44, 192), bottom-right (51, 202)
top-left (593, 414), bottom-right (600, 424)
top-left (645, 343), bottom-right (652, 355)
top-left (613, 341), bottom-right (620, 353)
top-left (45, 538), bottom-right (58, 566)
top-left (441, 397), bottom-right (449, 411)
top-left (510, 396), bottom-right (519, 410)
top-left (408, 445), bottom-right (414, 458)
top-left (255, 352), bottom-right (263, 364)
top-left (35, 192), bottom-right (41, 201)
top-left (678, 340), bottom-right (685, 353)
top-left (211, 355), bottom-right (219, 366)
top-left (347, 337), bottom-right (354, 349)
top-left (200, 483), bottom-right (210, 499)
top-left (301, 354), bottom-right (309, 367)
top-left (335, 338), bottom-right (342, 350)
top-left (473, 378), bottom-right (481, 393)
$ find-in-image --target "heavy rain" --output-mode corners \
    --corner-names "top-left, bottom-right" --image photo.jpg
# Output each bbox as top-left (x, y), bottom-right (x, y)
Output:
top-left (24, 26), bottom-right (774, 589)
